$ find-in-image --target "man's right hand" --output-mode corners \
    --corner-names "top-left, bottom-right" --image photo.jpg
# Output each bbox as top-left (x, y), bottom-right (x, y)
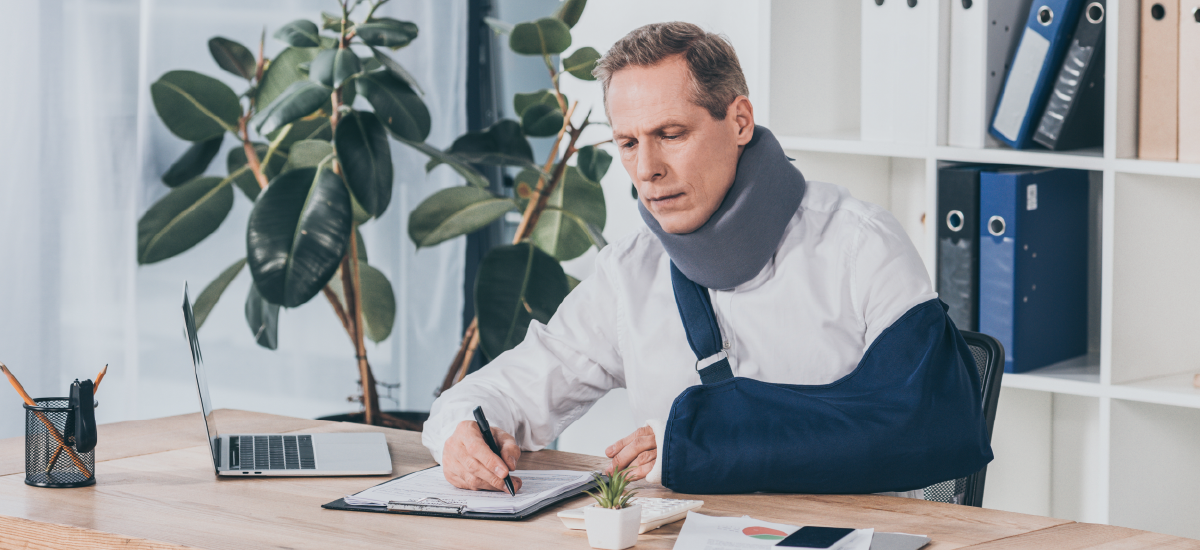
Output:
top-left (441, 420), bottom-right (524, 492)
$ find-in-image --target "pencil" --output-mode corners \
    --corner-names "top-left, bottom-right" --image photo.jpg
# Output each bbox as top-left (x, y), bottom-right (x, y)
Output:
top-left (0, 362), bottom-right (35, 406)
top-left (93, 364), bottom-right (107, 393)
top-left (2, 362), bottom-right (93, 477)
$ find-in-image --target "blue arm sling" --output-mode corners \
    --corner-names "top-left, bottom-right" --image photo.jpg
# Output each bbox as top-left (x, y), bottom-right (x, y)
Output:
top-left (662, 262), bottom-right (994, 494)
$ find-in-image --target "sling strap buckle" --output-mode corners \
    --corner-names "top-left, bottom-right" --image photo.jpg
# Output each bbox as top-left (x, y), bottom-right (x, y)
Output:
top-left (695, 350), bottom-right (729, 372)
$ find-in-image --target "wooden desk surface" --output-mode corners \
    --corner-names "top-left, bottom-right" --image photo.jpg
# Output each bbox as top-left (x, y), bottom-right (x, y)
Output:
top-left (0, 410), bottom-right (1194, 550)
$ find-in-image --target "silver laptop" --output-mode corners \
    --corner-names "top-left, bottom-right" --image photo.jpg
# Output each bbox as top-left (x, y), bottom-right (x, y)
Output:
top-left (182, 284), bottom-right (392, 477)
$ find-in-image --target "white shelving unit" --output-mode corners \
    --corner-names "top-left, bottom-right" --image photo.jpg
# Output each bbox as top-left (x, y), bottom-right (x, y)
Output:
top-left (768, 0), bottom-right (1200, 539)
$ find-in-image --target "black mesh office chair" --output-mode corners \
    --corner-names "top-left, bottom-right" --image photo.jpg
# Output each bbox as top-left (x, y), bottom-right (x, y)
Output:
top-left (921, 330), bottom-right (1005, 507)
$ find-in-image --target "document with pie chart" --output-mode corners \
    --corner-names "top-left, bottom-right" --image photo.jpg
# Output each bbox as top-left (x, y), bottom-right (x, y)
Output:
top-left (672, 512), bottom-right (880, 550)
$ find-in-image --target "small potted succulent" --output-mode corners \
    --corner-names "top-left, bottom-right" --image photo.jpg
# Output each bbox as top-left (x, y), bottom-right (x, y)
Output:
top-left (583, 468), bottom-right (641, 550)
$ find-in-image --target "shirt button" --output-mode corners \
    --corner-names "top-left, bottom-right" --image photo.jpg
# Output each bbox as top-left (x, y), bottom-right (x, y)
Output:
top-left (722, 341), bottom-right (730, 349)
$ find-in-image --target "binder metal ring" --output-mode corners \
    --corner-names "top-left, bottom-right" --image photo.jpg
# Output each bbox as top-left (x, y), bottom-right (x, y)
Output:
top-left (1151, 3), bottom-right (1165, 21)
top-left (946, 210), bottom-right (965, 232)
top-left (1038, 6), bottom-right (1054, 25)
top-left (988, 216), bottom-right (1006, 237)
top-left (1086, 2), bottom-right (1105, 24)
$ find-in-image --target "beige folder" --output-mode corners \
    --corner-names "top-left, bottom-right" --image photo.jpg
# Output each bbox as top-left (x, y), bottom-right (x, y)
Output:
top-left (1180, 2), bottom-right (1200, 163)
top-left (1140, 0), bottom-right (1180, 160)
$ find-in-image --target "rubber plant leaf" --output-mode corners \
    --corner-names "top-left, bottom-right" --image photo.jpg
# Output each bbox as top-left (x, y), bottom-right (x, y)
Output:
top-left (150, 70), bottom-right (241, 141)
top-left (194, 258), bottom-right (247, 328)
top-left (336, 110), bottom-right (394, 217)
top-left (408, 186), bottom-right (518, 248)
top-left (162, 135), bottom-right (223, 187)
top-left (246, 166), bottom-right (353, 307)
top-left (475, 243), bottom-right (571, 360)
top-left (137, 176), bottom-right (234, 264)
top-left (356, 70), bottom-right (431, 142)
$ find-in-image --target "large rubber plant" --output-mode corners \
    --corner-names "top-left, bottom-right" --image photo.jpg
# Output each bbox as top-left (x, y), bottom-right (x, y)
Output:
top-left (138, 0), bottom-right (454, 428)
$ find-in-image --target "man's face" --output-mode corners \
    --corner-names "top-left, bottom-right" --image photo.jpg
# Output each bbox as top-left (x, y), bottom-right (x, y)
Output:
top-left (608, 55), bottom-right (753, 234)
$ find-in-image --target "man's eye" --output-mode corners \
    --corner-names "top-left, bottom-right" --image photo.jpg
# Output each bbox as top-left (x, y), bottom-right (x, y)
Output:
top-left (663, 134), bottom-right (679, 140)
top-left (621, 141), bottom-right (636, 149)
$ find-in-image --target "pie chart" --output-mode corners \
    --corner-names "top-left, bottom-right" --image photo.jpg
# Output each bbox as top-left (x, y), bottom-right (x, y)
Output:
top-left (742, 526), bottom-right (788, 541)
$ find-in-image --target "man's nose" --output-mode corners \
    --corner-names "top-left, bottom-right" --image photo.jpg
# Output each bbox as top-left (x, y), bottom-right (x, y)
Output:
top-left (635, 143), bottom-right (665, 183)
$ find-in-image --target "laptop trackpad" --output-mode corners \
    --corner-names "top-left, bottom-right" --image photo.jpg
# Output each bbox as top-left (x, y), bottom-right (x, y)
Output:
top-left (312, 433), bottom-right (392, 473)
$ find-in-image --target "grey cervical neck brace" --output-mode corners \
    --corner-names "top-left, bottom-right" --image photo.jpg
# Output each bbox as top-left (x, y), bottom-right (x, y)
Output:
top-left (639, 125), bottom-right (806, 290)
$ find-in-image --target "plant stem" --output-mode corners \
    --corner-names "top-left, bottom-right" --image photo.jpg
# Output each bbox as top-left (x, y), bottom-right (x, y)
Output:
top-left (341, 238), bottom-right (379, 425)
top-left (520, 125), bottom-right (585, 237)
top-left (239, 118), bottom-right (271, 190)
top-left (256, 28), bottom-right (266, 83)
top-left (322, 285), bottom-right (352, 336)
top-left (512, 101), bottom-right (582, 241)
top-left (438, 318), bottom-right (476, 395)
top-left (327, 21), bottom-right (380, 423)
top-left (456, 329), bottom-right (480, 386)
top-left (233, 28), bottom-right (272, 192)
top-left (364, 0), bottom-right (390, 22)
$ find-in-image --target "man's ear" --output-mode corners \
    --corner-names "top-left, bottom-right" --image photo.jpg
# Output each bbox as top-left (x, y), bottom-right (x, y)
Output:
top-left (730, 96), bottom-right (754, 146)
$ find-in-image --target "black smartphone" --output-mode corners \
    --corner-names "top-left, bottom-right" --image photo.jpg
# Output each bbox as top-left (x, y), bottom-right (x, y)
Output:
top-left (776, 526), bottom-right (855, 548)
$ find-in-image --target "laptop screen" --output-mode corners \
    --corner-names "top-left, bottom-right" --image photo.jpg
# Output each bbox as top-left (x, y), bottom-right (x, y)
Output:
top-left (182, 283), bottom-right (221, 471)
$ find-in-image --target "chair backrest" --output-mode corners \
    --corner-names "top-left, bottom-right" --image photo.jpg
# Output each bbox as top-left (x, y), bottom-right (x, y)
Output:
top-left (921, 330), bottom-right (1005, 507)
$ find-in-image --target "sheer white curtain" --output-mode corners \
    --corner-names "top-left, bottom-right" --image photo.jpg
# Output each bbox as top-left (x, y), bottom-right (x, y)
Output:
top-left (0, 0), bottom-right (467, 439)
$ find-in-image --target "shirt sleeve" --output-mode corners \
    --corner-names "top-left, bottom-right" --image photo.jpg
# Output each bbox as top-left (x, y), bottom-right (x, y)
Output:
top-left (851, 208), bottom-right (938, 350)
top-left (421, 246), bottom-right (626, 463)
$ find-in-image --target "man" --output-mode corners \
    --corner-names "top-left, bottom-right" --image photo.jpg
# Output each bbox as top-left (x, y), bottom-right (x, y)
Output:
top-left (423, 22), bottom-right (986, 495)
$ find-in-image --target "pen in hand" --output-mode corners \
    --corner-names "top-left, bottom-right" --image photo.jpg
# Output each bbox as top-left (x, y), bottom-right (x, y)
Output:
top-left (472, 406), bottom-right (516, 496)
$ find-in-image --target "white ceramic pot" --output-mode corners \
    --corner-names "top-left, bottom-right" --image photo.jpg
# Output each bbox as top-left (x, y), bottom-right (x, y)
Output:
top-left (584, 503), bottom-right (642, 549)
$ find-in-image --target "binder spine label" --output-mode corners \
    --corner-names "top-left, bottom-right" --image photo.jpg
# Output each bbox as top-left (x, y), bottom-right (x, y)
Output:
top-left (979, 175), bottom-right (1018, 372)
top-left (939, 237), bottom-right (977, 331)
top-left (1034, 39), bottom-right (1096, 143)
top-left (993, 30), bottom-right (1052, 141)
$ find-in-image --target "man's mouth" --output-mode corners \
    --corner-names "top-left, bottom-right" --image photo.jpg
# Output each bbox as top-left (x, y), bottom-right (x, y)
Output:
top-left (649, 192), bottom-right (684, 203)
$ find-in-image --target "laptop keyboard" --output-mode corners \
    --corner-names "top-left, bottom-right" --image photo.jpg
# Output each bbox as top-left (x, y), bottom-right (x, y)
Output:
top-left (230, 435), bottom-right (316, 470)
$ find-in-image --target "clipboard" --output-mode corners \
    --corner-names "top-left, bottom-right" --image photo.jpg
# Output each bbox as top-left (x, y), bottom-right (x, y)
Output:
top-left (321, 467), bottom-right (602, 521)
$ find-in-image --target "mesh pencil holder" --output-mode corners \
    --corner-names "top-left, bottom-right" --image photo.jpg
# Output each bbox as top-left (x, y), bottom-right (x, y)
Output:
top-left (24, 397), bottom-right (95, 488)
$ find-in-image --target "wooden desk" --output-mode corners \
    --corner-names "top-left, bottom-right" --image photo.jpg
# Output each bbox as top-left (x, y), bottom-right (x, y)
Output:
top-left (0, 410), bottom-right (1194, 549)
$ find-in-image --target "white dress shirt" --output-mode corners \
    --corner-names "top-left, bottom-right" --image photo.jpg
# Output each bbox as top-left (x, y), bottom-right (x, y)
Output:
top-left (423, 181), bottom-right (937, 483)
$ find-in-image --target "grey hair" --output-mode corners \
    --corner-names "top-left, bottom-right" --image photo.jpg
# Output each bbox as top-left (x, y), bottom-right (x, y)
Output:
top-left (593, 21), bottom-right (749, 120)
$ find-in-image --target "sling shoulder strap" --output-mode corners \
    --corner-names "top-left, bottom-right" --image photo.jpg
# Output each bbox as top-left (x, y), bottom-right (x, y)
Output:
top-left (670, 261), bottom-right (735, 385)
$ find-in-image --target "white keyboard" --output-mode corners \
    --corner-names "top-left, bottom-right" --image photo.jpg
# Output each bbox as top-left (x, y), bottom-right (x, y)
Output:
top-left (557, 497), bottom-right (704, 534)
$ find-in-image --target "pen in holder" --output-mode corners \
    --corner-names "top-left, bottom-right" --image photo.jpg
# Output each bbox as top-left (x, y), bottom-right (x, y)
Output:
top-left (24, 396), bottom-right (96, 488)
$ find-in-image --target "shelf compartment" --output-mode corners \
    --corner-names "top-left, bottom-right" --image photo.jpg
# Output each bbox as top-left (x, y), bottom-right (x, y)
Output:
top-left (1109, 399), bottom-right (1200, 539)
top-left (985, 390), bottom-right (1104, 522)
top-left (769, 1), bottom-right (860, 139)
top-left (1110, 172), bottom-right (1200, 385)
top-left (939, 0), bottom-right (1108, 156)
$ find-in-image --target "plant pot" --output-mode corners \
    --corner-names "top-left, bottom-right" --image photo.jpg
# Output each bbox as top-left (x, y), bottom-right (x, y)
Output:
top-left (584, 503), bottom-right (641, 550)
top-left (315, 410), bottom-right (429, 431)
